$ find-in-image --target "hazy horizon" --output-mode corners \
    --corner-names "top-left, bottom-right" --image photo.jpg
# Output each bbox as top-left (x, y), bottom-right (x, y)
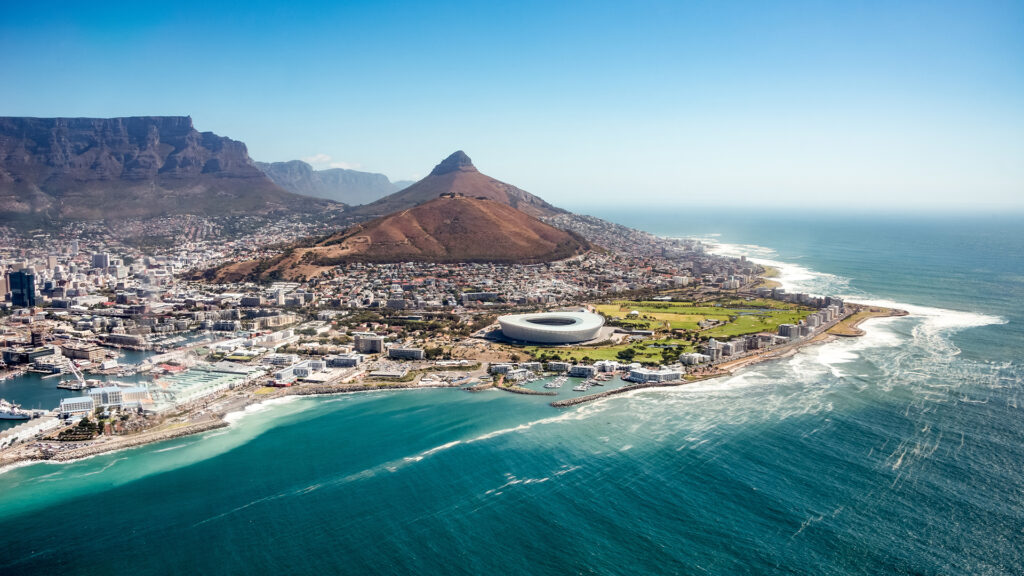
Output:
top-left (2, 0), bottom-right (1022, 212)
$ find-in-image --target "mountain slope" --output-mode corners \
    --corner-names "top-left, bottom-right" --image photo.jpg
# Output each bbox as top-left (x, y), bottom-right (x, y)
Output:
top-left (256, 160), bottom-right (408, 205)
top-left (213, 195), bottom-right (588, 282)
top-left (0, 116), bottom-right (333, 221)
top-left (346, 151), bottom-right (565, 220)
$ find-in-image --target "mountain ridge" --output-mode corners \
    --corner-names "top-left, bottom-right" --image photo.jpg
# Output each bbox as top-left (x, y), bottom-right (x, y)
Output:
top-left (0, 116), bottom-right (334, 221)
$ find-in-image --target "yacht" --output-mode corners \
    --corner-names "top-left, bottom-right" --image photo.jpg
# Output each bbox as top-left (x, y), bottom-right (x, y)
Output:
top-left (572, 383), bottom-right (590, 392)
top-left (0, 399), bottom-right (31, 420)
top-left (543, 380), bottom-right (562, 389)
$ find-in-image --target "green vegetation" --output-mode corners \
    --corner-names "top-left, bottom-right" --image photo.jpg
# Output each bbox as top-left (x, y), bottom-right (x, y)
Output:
top-left (521, 297), bottom-right (813, 365)
top-left (595, 299), bottom-right (810, 333)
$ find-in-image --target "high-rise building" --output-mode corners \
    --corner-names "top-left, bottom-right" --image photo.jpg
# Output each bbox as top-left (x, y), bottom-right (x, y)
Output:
top-left (9, 270), bottom-right (36, 308)
top-left (91, 253), bottom-right (110, 269)
top-left (69, 239), bottom-right (79, 256)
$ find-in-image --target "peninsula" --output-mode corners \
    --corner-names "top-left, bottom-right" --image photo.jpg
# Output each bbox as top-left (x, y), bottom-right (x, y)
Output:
top-left (0, 146), bottom-right (907, 472)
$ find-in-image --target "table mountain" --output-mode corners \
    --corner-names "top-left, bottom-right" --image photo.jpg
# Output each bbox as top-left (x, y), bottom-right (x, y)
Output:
top-left (0, 116), bottom-right (334, 222)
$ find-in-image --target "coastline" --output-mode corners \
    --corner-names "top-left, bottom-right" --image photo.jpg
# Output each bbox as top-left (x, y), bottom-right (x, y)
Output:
top-left (551, 303), bottom-right (907, 408)
top-left (0, 304), bottom-right (908, 473)
top-left (0, 378), bottom-right (465, 472)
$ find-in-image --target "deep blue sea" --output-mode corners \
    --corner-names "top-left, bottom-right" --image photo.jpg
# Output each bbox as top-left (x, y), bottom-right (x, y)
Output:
top-left (1, 210), bottom-right (1022, 575)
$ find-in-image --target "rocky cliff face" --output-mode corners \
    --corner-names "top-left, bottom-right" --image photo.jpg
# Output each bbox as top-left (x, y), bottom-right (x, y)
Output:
top-left (0, 116), bottom-right (331, 221)
top-left (255, 160), bottom-right (407, 205)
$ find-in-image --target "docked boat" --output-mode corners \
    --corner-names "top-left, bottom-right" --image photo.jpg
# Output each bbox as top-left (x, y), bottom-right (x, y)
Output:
top-left (0, 399), bottom-right (32, 420)
top-left (572, 383), bottom-right (590, 392)
top-left (543, 380), bottom-right (562, 389)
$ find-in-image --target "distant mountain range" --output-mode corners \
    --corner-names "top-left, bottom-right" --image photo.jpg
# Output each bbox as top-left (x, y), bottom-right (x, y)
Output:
top-left (210, 152), bottom-right (585, 281)
top-left (255, 160), bottom-right (413, 206)
top-left (0, 116), bottom-right (334, 222)
top-left (346, 151), bottom-right (565, 220)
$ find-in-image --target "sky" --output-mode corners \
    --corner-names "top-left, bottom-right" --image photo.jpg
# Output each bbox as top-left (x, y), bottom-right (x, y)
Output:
top-left (2, 0), bottom-right (1022, 212)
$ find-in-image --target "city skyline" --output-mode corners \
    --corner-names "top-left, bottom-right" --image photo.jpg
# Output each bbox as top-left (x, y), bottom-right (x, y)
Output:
top-left (2, 0), bottom-right (1022, 212)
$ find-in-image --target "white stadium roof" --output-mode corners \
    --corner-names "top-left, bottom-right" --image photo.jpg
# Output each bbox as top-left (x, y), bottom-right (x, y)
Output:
top-left (498, 311), bottom-right (605, 344)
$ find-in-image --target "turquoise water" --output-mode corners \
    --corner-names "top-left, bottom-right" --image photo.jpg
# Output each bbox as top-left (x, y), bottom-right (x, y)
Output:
top-left (0, 348), bottom-right (154, 432)
top-left (2, 212), bottom-right (1022, 574)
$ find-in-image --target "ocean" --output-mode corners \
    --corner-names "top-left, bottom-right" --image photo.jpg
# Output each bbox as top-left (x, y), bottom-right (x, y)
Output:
top-left (1, 210), bottom-right (1021, 575)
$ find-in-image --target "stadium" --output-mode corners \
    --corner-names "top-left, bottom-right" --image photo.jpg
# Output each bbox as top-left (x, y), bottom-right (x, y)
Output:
top-left (497, 311), bottom-right (605, 344)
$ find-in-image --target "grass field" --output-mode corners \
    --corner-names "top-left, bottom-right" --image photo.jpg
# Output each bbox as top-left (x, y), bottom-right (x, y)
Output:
top-left (522, 297), bottom-right (813, 365)
top-left (596, 299), bottom-right (811, 334)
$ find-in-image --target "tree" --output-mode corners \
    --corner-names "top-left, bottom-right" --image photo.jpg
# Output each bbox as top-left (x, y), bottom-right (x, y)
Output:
top-left (617, 348), bottom-right (636, 361)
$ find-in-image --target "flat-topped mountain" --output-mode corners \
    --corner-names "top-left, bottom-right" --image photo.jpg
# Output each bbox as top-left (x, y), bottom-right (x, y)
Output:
top-left (346, 151), bottom-right (565, 220)
top-left (212, 194), bottom-right (588, 282)
top-left (0, 116), bottom-right (333, 221)
top-left (256, 160), bottom-right (411, 206)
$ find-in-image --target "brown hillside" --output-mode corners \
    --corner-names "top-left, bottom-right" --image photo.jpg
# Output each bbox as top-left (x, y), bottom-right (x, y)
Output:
top-left (347, 151), bottom-right (565, 220)
top-left (213, 195), bottom-right (588, 282)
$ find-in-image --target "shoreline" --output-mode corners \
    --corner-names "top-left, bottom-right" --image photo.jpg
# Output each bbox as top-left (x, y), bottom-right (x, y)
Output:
top-left (0, 378), bottom-right (465, 472)
top-left (0, 304), bottom-right (908, 473)
top-left (550, 303), bottom-right (907, 408)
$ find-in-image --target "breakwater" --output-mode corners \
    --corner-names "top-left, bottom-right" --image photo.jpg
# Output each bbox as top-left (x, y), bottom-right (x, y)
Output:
top-left (275, 381), bottom-right (462, 398)
top-left (44, 420), bottom-right (230, 462)
top-left (497, 384), bottom-right (557, 396)
top-left (550, 380), bottom-right (688, 407)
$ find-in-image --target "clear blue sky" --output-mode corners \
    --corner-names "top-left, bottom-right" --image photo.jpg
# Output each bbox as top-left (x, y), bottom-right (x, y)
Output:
top-left (2, 0), bottom-right (1022, 211)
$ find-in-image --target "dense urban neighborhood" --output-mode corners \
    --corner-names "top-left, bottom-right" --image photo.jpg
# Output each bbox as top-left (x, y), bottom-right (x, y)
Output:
top-left (0, 208), bottom-right (897, 467)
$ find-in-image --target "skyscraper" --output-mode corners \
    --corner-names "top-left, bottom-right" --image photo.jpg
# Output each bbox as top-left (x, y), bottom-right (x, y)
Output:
top-left (92, 253), bottom-right (110, 269)
top-left (9, 270), bottom-right (36, 308)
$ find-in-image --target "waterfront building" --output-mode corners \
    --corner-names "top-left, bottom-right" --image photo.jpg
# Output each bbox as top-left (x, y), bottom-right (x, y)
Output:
top-left (489, 363), bottom-right (513, 375)
top-left (626, 367), bottom-right (682, 383)
top-left (700, 339), bottom-right (723, 361)
top-left (778, 324), bottom-right (800, 339)
top-left (151, 364), bottom-right (264, 408)
top-left (568, 364), bottom-right (598, 378)
top-left (59, 396), bottom-right (95, 417)
top-left (679, 352), bottom-right (711, 365)
top-left (505, 368), bottom-right (529, 382)
top-left (60, 343), bottom-right (105, 363)
top-left (593, 360), bottom-right (620, 372)
top-left (545, 361), bottom-right (570, 372)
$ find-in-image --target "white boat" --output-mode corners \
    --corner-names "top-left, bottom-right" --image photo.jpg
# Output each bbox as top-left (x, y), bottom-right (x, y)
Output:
top-left (543, 380), bottom-right (562, 389)
top-left (572, 383), bottom-right (590, 392)
top-left (0, 399), bottom-right (31, 420)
